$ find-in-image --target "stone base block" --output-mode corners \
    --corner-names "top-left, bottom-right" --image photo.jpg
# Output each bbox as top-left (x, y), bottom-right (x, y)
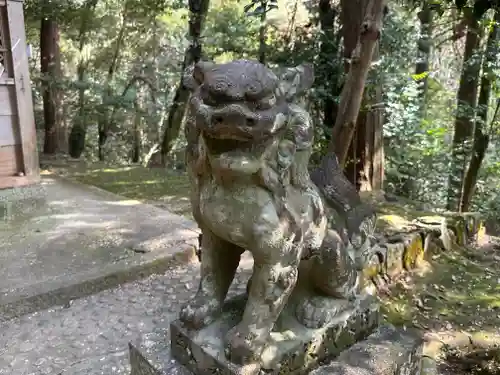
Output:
top-left (129, 342), bottom-right (167, 375)
top-left (170, 294), bottom-right (379, 375)
top-left (0, 183), bottom-right (47, 222)
top-left (310, 324), bottom-right (423, 375)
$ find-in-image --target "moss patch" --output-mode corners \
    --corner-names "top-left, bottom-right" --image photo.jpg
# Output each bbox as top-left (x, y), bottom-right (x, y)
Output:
top-left (403, 233), bottom-right (424, 270)
top-left (380, 243), bottom-right (500, 339)
top-left (440, 346), bottom-right (500, 375)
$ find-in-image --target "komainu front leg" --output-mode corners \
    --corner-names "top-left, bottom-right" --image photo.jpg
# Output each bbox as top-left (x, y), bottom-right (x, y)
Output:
top-left (180, 229), bottom-right (244, 329)
top-left (225, 242), bottom-right (301, 365)
top-left (296, 229), bottom-right (359, 329)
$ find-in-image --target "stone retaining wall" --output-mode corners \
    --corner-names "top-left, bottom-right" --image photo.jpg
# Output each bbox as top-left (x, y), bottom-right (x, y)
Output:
top-left (361, 199), bottom-right (485, 290)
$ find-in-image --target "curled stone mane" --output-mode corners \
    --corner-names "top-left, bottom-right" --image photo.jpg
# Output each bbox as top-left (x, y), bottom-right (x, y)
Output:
top-left (202, 60), bottom-right (279, 101)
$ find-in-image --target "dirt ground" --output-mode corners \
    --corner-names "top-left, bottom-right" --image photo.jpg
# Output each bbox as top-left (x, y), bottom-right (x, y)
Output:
top-left (379, 232), bottom-right (500, 373)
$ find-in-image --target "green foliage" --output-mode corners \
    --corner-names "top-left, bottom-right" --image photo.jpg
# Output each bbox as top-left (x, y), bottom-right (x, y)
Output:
top-left (380, 6), bottom-right (451, 203)
top-left (204, 0), bottom-right (261, 61)
top-left (243, 0), bottom-right (279, 16)
top-left (408, 0), bottom-right (498, 20)
top-left (25, 0), bottom-right (500, 223)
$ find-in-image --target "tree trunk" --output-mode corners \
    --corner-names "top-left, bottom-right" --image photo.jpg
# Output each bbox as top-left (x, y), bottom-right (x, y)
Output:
top-left (337, 0), bottom-right (385, 191)
top-left (352, 40), bottom-right (384, 192)
top-left (98, 2), bottom-right (129, 161)
top-left (446, 13), bottom-right (483, 211)
top-left (370, 86), bottom-right (384, 190)
top-left (68, 64), bottom-right (87, 159)
top-left (68, 0), bottom-right (99, 159)
top-left (158, 0), bottom-right (210, 165)
top-left (328, 0), bottom-right (386, 168)
top-left (340, 0), bottom-right (365, 75)
top-left (318, 0), bottom-right (341, 140)
top-left (258, 1), bottom-right (267, 64)
top-left (340, 0), bottom-right (364, 187)
top-left (40, 17), bottom-right (62, 155)
top-left (132, 98), bottom-right (142, 164)
top-left (460, 11), bottom-right (499, 212)
top-left (415, 0), bottom-right (433, 109)
top-left (359, 81), bottom-right (384, 191)
top-left (391, 2), bottom-right (433, 196)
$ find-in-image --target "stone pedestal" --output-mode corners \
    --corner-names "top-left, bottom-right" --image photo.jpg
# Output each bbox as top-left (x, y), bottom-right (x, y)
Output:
top-left (170, 294), bottom-right (379, 375)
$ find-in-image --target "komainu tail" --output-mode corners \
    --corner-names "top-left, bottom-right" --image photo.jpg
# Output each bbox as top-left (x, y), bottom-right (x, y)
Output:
top-left (310, 152), bottom-right (376, 236)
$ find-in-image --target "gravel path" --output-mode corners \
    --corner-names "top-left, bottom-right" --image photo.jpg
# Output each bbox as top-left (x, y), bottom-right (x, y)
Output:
top-left (0, 258), bottom-right (253, 375)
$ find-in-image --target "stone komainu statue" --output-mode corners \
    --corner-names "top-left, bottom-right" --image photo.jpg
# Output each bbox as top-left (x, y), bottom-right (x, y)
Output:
top-left (180, 59), bottom-right (378, 365)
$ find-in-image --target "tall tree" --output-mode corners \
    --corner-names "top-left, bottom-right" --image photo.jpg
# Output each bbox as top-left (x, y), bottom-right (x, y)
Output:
top-left (40, 10), bottom-right (62, 155)
top-left (332, 0), bottom-right (385, 191)
top-left (356, 64), bottom-right (384, 192)
top-left (97, 0), bottom-right (130, 160)
top-left (68, 0), bottom-right (99, 159)
top-left (460, 10), bottom-right (500, 212)
top-left (258, 1), bottom-right (267, 63)
top-left (446, 9), bottom-right (483, 211)
top-left (394, 1), bottom-right (433, 196)
top-left (317, 0), bottom-right (342, 140)
top-left (415, 0), bottom-right (433, 113)
top-left (158, 0), bottom-right (210, 165)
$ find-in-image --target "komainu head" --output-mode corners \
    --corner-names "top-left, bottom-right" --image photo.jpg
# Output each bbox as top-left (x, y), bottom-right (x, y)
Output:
top-left (184, 59), bottom-right (314, 152)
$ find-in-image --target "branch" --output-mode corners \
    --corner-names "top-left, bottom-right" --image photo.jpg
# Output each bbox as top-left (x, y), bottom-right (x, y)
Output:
top-left (121, 75), bottom-right (156, 102)
top-left (142, 143), bottom-right (160, 167)
top-left (107, 75), bottom-right (157, 134)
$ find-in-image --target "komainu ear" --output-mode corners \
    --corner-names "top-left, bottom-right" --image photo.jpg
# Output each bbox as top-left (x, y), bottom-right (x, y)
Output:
top-left (183, 60), bottom-right (216, 91)
top-left (276, 63), bottom-right (315, 101)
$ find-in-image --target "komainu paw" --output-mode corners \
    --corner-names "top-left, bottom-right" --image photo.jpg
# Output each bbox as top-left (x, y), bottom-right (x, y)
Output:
top-left (295, 295), bottom-right (350, 329)
top-left (179, 296), bottom-right (221, 330)
top-left (224, 324), bottom-right (268, 365)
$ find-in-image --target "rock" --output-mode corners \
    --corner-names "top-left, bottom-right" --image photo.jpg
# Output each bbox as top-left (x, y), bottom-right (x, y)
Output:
top-left (310, 324), bottom-right (423, 375)
top-left (402, 232), bottom-right (425, 270)
top-left (420, 356), bottom-right (438, 375)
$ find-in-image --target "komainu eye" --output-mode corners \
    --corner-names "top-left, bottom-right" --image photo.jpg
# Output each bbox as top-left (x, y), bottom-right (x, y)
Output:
top-left (246, 117), bottom-right (257, 127)
top-left (255, 95), bottom-right (275, 110)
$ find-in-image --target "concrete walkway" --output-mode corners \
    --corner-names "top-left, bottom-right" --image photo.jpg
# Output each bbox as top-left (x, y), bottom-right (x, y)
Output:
top-left (0, 256), bottom-right (254, 375)
top-left (0, 176), bottom-right (200, 321)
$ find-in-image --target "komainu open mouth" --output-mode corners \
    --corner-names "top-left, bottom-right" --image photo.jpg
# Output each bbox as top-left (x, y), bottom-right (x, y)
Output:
top-left (203, 133), bottom-right (254, 154)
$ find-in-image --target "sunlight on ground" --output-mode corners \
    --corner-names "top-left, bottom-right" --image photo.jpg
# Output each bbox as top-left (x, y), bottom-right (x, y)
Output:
top-left (381, 243), bottom-right (500, 339)
top-left (48, 164), bottom-right (193, 218)
top-left (380, 244), bottom-right (500, 373)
